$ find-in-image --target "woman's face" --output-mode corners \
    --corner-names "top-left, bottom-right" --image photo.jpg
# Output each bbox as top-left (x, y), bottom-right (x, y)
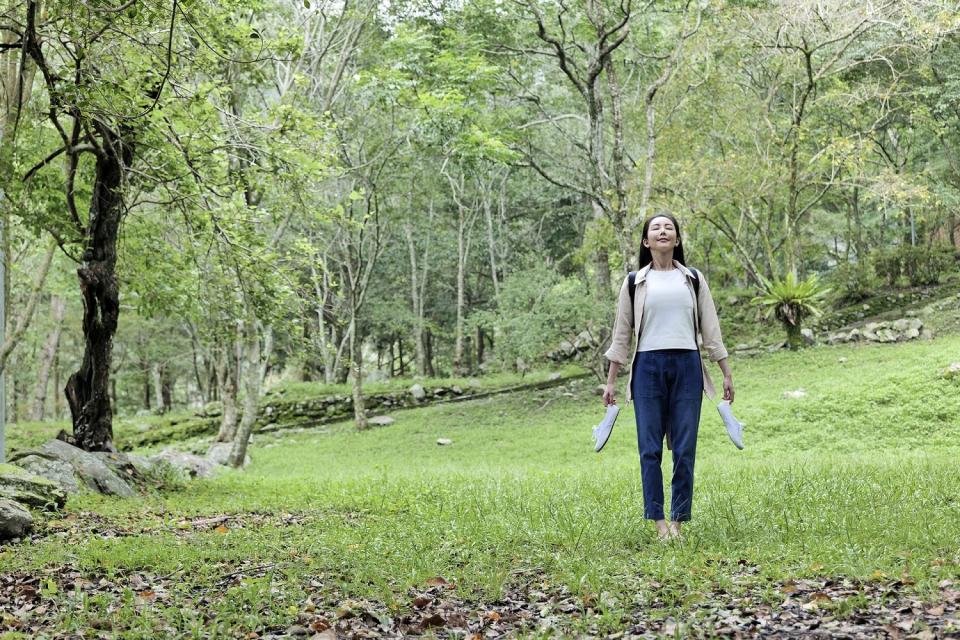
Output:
top-left (644, 216), bottom-right (679, 250)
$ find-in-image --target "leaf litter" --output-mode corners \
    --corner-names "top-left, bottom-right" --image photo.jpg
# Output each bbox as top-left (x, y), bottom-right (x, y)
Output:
top-left (2, 562), bottom-right (959, 638)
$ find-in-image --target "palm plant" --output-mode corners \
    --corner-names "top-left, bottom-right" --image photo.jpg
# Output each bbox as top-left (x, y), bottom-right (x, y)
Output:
top-left (753, 273), bottom-right (830, 350)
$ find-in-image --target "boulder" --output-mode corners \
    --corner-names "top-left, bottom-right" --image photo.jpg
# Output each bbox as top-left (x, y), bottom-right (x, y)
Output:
top-left (944, 363), bottom-right (960, 381)
top-left (436, 438), bottom-right (453, 446)
top-left (197, 401), bottom-right (223, 418)
top-left (0, 463), bottom-right (68, 509)
top-left (91, 451), bottom-right (148, 486)
top-left (876, 328), bottom-right (898, 343)
top-left (11, 440), bottom-right (136, 498)
top-left (10, 455), bottom-right (80, 495)
top-left (206, 442), bottom-right (250, 467)
top-left (0, 499), bottom-right (32, 540)
top-left (547, 372), bottom-right (563, 381)
top-left (152, 449), bottom-right (217, 478)
top-left (409, 384), bottom-right (426, 401)
top-left (800, 328), bottom-right (815, 346)
top-left (368, 415), bottom-right (395, 427)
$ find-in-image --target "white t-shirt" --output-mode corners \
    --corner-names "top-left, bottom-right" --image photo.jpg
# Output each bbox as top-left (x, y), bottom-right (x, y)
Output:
top-left (637, 268), bottom-right (697, 352)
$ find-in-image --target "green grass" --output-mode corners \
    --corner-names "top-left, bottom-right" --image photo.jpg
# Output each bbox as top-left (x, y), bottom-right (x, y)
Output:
top-left (4, 365), bottom-right (587, 455)
top-left (2, 338), bottom-right (959, 637)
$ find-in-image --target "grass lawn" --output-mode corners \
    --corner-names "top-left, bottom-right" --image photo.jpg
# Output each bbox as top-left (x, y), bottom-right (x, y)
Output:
top-left (2, 337), bottom-right (960, 638)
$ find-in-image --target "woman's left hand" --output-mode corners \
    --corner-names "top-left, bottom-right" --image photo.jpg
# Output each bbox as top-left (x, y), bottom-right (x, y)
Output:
top-left (723, 375), bottom-right (735, 404)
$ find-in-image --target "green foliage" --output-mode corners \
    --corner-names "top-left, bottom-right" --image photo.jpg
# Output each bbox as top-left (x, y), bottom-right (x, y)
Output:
top-left (872, 246), bottom-right (955, 287)
top-left (479, 265), bottom-right (605, 368)
top-left (872, 248), bottom-right (903, 287)
top-left (753, 273), bottom-right (830, 349)
top-left (902, 246), bottom-right (955, 286)
top-left (828, 261), bottom-right (877, 305)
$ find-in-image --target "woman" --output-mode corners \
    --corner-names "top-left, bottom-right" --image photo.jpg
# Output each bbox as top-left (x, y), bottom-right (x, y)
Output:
top-left (602, 213), bottom-right (734, 540)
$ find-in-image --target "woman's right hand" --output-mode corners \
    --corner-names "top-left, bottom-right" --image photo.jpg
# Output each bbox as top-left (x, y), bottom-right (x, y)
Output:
top-left (602, 383), bottom-right (616, 406)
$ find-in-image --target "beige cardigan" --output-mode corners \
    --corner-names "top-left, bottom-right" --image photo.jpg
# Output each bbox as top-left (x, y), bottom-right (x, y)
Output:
top-left (603, 261), bottom-right (729, 402)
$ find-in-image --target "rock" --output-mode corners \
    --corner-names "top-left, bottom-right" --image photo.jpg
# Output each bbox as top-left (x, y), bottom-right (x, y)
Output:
top-left (436, 438), bottom-right (453, 446)
top-left (800, 328), bottom-right (815, 345)
top-left (152, 450), bottom-right (218, 478)
top-left (467, 378), bottom-right (482, 389)
top-left (13, 454), bottom-right (81, 494)
top-left (17, 440), bottom-right (137, 497)
top-left (90, 451), bottom-right (148, 486)
top-left (944, 363), bottom-right (960, 380)
top-left (0, 499), bottom-right (32, 540)
top-left (368, 415), bottom-right (395, 427)
top-left (891, 318), bottom-right (911, 332)
top-left (847, 328), bottom-right (863, 342)
top-left (197, 401), bottom-right (223, 418)
top-left (783, 389), bottom-right (807, 399)
top-left (409, 384), bottom-right (426, 401)
top-left (594, 385), bottom-right (607, 396)
top-left (558, 340), bottom-right (576, 356)
top-left (547, 372), bottom-right (563, 381)
top-left (0, 463), bottom-right (68, 509)
top-left (205, 443), bottom-right (250, 467)
top-left (451, 386), bottom-right (463, 394)
top-left (876, 328), bottom-right (898, 343)
top-left (838, 357), bottom-right (848, 364)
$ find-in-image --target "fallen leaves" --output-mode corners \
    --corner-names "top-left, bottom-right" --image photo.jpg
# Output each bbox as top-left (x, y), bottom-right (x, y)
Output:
top-left (2, 561), bottom-right (959, 639)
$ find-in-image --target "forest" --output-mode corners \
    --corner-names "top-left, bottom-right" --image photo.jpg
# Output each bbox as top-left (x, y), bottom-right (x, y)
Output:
top-left (1, 0), bottom-right (959, 461)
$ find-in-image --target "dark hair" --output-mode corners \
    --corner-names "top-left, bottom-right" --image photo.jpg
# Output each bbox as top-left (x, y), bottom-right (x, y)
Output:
top-left (638, 212), bottom-right (686, 269)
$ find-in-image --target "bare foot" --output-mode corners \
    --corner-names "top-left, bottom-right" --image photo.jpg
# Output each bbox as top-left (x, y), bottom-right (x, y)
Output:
top-left (655, 520), bottom-right (670, 540)
top-left (668, 521), bottom-right (682, 539)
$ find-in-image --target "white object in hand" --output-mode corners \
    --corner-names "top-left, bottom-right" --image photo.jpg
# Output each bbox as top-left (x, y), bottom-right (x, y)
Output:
top-left (593, 404), bottom-right (619, 453)
top-left (717, 400), bottom-right (744, 450)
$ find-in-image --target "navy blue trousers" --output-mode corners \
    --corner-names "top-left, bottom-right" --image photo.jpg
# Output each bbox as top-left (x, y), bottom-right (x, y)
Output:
top-left (631, 349), bottom-right (703, 521)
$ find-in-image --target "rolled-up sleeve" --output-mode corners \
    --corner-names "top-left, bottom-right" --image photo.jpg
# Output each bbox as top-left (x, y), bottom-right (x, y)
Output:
top-left (603, 275), bottom-right (634, 365)
top-left (696, 274), bottom-right (729, 362)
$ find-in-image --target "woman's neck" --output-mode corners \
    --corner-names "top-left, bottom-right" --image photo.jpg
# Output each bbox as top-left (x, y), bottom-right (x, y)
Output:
top-left (649, 252), bottom-right (675, 271)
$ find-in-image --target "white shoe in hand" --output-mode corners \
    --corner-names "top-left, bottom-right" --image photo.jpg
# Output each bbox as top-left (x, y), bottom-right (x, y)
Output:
top-left (593, 404), bottom-right (619, 453)
top-left (717, 400), bottom-right (744, 449)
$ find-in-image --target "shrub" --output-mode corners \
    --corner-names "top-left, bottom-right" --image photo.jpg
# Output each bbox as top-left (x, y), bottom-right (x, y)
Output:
top-left (872, 248), bottom-right (901, 287)
top-left (481, 265), bottom-right (608, 373)
top-left (871, 246), bottom-right (954, 287)
top-left (829, 261), bottom-right (876, 304)
top-left (752, 273), bottom-right (830, 350)
top-left (901, 246), bottom-right (954, 286)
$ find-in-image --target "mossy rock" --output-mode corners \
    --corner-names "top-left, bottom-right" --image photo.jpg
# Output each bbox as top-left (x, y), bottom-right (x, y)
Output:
top-left (0, 462), bottom-right (69, 510)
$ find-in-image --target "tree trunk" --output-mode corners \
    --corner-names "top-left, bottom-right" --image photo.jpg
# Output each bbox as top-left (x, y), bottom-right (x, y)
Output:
top-left (63, 124), bottom-right (134, 452)
top-left (404, 222), bottom-right (428, 377)
top-left (30, 295), bottom-right (65, 421)
top-left (228, 314), bottom-right (261, 467)
top-left (142, 360), bottom-right (151, 411)
top-left (476, 325), bottom-right (484, 367)
top-left (215, 335), bottom-right (240, 442)
top-left (425, 328), bottom-right (435, 377)
top-left (151, 362), bottom-right (165, 414)
top-left (483, 190), bottom-right (500, 298)
top-left (349, 318), bottom-right (367, 429)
